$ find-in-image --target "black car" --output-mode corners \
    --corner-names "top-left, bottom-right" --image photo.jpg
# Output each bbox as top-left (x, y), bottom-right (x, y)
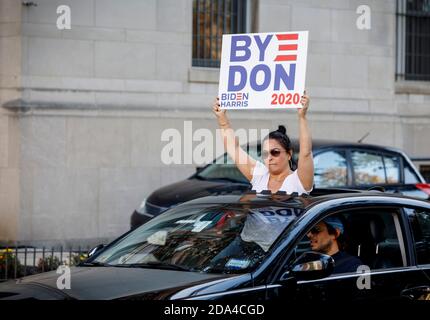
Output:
top-left (1, 190), bottom-right (429, 301)
top-left (131, 140), bottom-right (430, 229)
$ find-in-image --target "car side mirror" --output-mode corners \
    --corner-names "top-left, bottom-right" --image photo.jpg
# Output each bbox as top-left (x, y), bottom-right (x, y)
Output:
top-left (87, 244), bottom-right (105, 258)
top-left (289, 251), bottom-right (334, 281)
top-left (195, 166), bottom-right (204, 172)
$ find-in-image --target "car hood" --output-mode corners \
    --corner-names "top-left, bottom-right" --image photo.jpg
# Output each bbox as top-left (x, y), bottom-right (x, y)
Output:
top-left (147, 178), bottom-right (250, 208)
top-left (0, 267), bottom-right (239, 300)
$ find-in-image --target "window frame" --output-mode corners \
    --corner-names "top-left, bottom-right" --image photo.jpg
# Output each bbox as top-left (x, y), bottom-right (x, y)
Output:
top-left (192, 0), bottom-right (249, 69)
top-left (348, 148), bottom-right (404, 187)
top-left (396, 0), bottom-right (430, 82)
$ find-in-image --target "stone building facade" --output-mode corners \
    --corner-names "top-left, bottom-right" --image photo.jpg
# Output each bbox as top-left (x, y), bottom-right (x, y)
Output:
top-left (0, 0), bottom-right (429, 246)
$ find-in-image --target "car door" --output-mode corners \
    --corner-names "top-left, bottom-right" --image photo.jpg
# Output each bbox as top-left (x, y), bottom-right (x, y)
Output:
top-left (270, 206), bottom-right (428, 302)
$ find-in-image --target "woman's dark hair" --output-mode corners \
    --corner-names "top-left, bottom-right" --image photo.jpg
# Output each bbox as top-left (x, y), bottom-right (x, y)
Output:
top-left (263, 125), bottom-right (296, 169)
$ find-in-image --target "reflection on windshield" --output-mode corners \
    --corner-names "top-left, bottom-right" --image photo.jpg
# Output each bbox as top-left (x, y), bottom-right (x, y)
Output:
top-left (196, 163), bottom-right (248, 183)
top-left (196, 148), bottom-right (259, 183)
top-left (242, 207), bottom-right (301, 251)
top-left (94, 204), bottom-right (301, 274)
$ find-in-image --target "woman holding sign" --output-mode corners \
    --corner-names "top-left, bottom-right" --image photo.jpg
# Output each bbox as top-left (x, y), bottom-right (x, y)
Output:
top-left (212, 92), bottom-right (313, 194)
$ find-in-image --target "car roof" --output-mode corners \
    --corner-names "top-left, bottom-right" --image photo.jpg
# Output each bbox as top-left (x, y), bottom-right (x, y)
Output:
top-left (248, 139), bottom-right (405, 155)
top-left (244, 139), bottom-right (424, 182)
top-left (176, 189), bottom-right (427, 211)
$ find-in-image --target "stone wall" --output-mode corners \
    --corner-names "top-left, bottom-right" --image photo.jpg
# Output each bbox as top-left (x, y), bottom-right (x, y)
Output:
top-left (0, 0), bottom-right (22, 243)
top-left (0, 0), bottom-right (429, 245)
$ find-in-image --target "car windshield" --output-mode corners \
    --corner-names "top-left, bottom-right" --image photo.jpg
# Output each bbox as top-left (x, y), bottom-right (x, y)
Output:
top-left (196, 162), bottom-right (249, 183)
top-left (195, 146), bottom-right (260, 183)
top-left (93, 202), bottom-right (302, 274)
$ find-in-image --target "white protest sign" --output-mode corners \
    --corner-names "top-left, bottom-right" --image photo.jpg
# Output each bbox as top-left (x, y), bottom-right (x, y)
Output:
top-left (218, 31), bottom-right (308, 109)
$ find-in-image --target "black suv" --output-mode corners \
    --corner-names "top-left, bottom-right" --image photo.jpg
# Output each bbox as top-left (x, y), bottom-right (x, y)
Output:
top-left (2, 190), bottom-right (429, 301)
top-left (131, 140), bottom-right (430, 229)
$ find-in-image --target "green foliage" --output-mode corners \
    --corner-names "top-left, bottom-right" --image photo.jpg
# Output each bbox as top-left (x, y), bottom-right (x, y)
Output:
top-left (0, 248), bottom-right (23, 279)
top-left (37, 255), bottom-right (61, 272)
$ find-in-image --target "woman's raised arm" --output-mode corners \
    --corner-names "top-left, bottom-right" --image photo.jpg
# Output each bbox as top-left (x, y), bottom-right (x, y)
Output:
top-left (296, 92), bottom-right (314, 191)
top-left (212, 97), bottom-right (256, 181)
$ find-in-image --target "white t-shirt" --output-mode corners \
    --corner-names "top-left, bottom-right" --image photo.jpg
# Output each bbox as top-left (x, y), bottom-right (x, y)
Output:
top-left (250, 161), bottom-right (312, 195)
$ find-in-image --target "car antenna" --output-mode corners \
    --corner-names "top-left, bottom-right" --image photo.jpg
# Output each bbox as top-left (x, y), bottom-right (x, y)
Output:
top-left (357, 132), bottom-right (370, 143)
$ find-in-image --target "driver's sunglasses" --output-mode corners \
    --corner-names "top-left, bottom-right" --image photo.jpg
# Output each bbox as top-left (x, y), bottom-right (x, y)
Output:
top-left (309, 226), bottom-right (324, 235)
top-left (262, 148), bottom-right (286, 160)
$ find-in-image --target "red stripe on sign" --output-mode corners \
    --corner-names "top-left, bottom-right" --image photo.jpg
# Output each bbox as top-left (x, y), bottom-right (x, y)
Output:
top-left (276, 34), bottom-right (298, 40)
top-left (278, 44), bottom-right (298, 51)
top-left (274, 55), bottom-right (297, 61)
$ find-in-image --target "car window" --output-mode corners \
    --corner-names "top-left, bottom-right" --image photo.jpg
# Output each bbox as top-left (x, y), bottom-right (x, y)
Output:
top-left (342, 210), bottom-right (405, 270)
top-left (352, 151), bottom-right (386, 185)
top-left (287, 210), bottom-right (405, 276)
top-left (247, 146), bottom-right (261, 159)
top-left (314, 151), bottom-right (348, 187)
top-left (406, 208), bottom-right (430, 265)
top-left (384, 155), bottom-right (400, 184)
top-left (404, 162), bottom-right (420, 184)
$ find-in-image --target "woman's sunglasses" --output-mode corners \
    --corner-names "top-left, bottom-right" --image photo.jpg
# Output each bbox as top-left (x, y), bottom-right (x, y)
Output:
top-left (262, 148), bottom-right (286, 160)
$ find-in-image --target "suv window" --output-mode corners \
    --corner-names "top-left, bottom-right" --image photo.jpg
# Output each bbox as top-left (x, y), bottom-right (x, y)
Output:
top-left (404, 162), bottom-right (420, 184)
top-left (406, 208), bottom-right (430, 265)
top-left (384, 155), bottom-right (400, 184)
top-left (352, 151), bottom-right (386, 185)
top-left (314, 151), bottom-right (348, 187)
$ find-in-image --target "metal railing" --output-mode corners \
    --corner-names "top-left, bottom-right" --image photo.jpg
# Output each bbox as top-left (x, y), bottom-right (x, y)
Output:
top-left (192, 0), bottom-right (248, 68)
top-left (0, 246), bottom-right (90, 282)
top-left (396, 0), bottom-right (430, 81)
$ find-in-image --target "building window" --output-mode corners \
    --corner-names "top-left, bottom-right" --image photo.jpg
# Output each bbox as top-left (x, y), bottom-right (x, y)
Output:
top-left (192, 0), bottom-right (248, 68)
top-left (396, 0), bottom-right (430, 81)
